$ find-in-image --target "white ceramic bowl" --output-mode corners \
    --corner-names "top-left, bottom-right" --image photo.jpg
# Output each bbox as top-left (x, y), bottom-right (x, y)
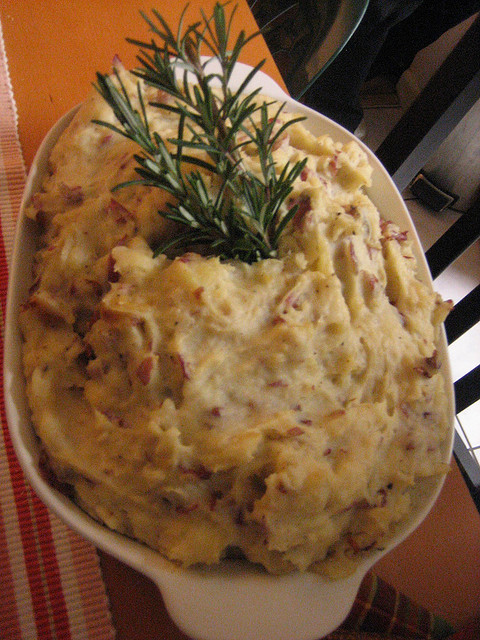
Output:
top-left (4, 61), bottom-right (454, 640)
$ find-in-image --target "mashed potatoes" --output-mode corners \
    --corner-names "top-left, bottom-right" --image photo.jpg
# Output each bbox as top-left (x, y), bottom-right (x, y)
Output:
top-left (20, 69), bottom-right (452, 576)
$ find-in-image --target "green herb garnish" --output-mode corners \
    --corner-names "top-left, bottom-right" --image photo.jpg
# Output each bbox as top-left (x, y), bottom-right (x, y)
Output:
top-left (94, 2), bottom-right (307, 262)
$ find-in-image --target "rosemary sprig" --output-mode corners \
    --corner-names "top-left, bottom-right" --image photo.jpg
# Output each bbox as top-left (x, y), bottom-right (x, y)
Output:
top-left (94, 3), bottom-right (307, 262)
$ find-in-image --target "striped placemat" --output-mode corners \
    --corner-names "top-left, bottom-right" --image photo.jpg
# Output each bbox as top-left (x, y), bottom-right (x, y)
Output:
top-left (0, 18), bottom-right (116, 640)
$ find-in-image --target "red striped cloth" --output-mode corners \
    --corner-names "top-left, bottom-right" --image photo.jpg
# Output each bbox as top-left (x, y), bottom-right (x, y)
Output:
top-left (0, 19), bottom-right (116, 640)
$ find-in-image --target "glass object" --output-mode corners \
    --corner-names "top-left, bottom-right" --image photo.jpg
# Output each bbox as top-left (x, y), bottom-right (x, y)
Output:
top-left (248, 0), bottom-right (369, 99)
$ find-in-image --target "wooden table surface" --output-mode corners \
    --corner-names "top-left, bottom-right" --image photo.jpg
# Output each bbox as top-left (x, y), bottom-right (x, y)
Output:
top-left (2, 1), bottom-right (480, 637)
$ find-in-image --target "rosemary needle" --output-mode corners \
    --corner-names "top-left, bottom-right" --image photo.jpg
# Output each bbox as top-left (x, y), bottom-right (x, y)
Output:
top-left (94, 2), bottom-right (307, 263)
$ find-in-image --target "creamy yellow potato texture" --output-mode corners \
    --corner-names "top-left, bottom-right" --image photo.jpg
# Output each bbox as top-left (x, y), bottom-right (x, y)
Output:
top-left (20, 69), bottom-right (452, 576)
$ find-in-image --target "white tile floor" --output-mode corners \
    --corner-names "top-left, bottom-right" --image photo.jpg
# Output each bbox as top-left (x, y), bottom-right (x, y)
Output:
top-left (361, 99), bottom-right (480, 472)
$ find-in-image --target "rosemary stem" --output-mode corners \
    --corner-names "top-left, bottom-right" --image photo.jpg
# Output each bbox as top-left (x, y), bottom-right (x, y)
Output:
top-left (94, 3), bottom-right (306, 263)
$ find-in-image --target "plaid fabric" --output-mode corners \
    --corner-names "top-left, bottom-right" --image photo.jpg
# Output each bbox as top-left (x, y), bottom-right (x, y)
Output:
top-left (326, 572), bottom-right (454, 640)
